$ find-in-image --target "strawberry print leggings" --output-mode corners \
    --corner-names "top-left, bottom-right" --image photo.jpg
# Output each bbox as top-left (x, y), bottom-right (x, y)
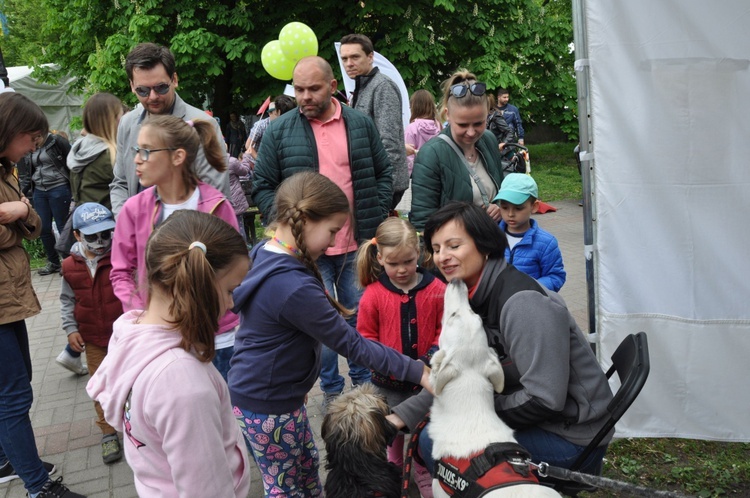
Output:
top-left (234, 405), bottom-right (322, 497)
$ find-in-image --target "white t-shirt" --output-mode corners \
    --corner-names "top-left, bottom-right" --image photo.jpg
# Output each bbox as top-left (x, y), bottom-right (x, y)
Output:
top-left (161, 188), bottom-right (200, 220)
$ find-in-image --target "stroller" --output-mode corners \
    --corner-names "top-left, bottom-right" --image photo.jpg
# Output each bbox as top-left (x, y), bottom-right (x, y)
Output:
top-left (500, 142), bottom-right (530, 175)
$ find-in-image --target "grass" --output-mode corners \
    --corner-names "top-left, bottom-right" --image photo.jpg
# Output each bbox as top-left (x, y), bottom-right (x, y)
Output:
top-left (526, 142), bottom-right (582, 202)
top-left (23, 238), bottom-right (47, 269)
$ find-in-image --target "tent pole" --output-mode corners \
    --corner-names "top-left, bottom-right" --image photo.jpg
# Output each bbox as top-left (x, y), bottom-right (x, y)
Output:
top-left (571, 0), bottom-right (598, 349)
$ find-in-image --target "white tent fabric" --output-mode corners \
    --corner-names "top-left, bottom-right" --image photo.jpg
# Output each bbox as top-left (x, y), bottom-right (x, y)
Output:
top-left (583, 0), bottom-right (750, 440)
top-left (7, 65), bottom-right (83, 138)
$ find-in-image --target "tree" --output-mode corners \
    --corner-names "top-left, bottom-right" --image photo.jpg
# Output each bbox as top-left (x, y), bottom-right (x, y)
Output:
top-left (0, 0), bottom-right (56, 67)
top-left (37, 0), bottom-right (577, 139)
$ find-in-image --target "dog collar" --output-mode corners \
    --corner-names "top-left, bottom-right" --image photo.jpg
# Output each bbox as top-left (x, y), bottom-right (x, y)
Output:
top-left (435, 442), bottom-right (539, 497)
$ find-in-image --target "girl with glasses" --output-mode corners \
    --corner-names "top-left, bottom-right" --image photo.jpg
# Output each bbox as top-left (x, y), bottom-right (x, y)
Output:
top-left (110, 115), bottom-right (241, 381)
top-left (409, 70), bottom-right (506, 232)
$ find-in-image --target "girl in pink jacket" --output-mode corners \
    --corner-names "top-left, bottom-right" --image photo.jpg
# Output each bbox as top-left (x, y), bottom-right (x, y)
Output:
top-left (110, 115), bottom-right (240, 380)
top-left (88, 210), bottom-right (252, 497)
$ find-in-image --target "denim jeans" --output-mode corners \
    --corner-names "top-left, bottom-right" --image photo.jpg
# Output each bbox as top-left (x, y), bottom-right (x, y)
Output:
top-left (317, 251), bottom-right (371, 394)
top-left (0, 321), bottom-right (49, 494)
top-left (33, 184), bottom-right (72, 266)
top-left (212, 346), bottom-right (234, 383)
top-left (418, 423), bottom-right (607, 476)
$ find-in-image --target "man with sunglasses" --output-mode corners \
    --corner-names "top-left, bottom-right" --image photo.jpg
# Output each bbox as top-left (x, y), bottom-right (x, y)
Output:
top-left (340, 34), bottom-right (408, 209)
top-left (109, 43), bottom-right (230, 217)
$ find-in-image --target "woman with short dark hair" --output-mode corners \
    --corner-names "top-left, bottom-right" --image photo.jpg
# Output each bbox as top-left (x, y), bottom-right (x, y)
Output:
top-left (390, 201), bottom-right (614, 477)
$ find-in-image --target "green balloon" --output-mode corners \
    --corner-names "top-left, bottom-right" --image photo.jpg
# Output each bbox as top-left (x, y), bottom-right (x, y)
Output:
top-left (261, 40), bottom-right (295, 81)
top-left (278, 22), bottom-right (319, 63)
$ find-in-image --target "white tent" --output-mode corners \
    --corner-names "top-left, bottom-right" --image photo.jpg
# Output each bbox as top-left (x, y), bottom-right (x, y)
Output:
top-left (573, 0), bottom-right (750, 441)
top-left (7, 64), bottom-right (84, 138)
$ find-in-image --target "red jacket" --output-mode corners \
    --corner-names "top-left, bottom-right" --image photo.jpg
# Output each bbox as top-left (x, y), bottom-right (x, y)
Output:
top-left (357, 269), bottom-right (445, 391)
top-left (61, 252), bottom-right (122, 347)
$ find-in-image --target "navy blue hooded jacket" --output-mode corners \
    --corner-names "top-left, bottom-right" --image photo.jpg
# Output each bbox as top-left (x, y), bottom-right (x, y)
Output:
top-left (228, 242), bottom-right (424, 414)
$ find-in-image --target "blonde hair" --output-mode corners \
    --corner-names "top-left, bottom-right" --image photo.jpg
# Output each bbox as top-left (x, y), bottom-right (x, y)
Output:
top-left (82, 92), bottom-right (122, 163)
top-left (356, 217), bottom-right (423, 288)
top-left (141, 115), bottom-right (226, 191)
top-left (145, 210), bottom-right (249, 362)
top-left (273, 171), bottom-right (353, 317)
top-left (440, 69), bottom-right (488, 115)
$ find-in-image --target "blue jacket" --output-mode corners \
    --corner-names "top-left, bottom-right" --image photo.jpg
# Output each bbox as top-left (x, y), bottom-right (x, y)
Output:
top-left (500, 219), bottom-right (566, 292)
top-left (228, 242), bottom-right (424, 415)
top-left (496, 103), bottom-right (524, 141)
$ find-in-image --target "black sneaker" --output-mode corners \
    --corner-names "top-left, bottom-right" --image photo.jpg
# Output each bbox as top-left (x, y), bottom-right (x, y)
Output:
top-left (0, 461), bottom-right (56, 484)
top-left (322, 390), bottom-right (343, 411)
top-left (37, 262), bottom-right (61, 276)
top-left (32, 477), bottom-right (86, 498)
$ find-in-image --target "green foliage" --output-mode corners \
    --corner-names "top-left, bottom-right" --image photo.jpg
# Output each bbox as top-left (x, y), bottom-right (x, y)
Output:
top-left (0, 0), bottom-right (56, 66)
top-left (23, 238), bottom-right (46, 267)
top-left (7, 0), bottom-right (579, 139)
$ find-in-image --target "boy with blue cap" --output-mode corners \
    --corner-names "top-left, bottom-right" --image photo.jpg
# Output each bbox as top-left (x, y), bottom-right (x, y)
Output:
top-left (56, 203), bottom-right (123, 464)
top-left (493, 173), bottom-right (566, 291)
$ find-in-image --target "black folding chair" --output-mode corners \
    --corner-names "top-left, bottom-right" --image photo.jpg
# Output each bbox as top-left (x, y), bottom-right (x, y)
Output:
top-left (553, 331), bottom-right (651, 495)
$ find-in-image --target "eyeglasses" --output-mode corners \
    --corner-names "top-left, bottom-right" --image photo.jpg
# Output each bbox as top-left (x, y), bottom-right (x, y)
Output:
top-left (82, 230), bottom-right (112, 243)
top-left (133, 82), bottom-right (172, 98)
top-left (132, 146), bottom-right (177, 161)
top-left (449, 82), bottom-right (487, 99)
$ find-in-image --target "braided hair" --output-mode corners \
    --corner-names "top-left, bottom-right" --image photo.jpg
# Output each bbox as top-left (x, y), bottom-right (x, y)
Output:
top-left (272, 171), bottom-right (353, 317)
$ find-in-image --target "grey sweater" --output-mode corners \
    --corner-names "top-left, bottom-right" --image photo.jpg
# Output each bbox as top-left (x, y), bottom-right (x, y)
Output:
top-left (109, 94), bottom-right (230, 216)
top-left (352, 68), bottom-right (409, 194)
top-left (392, 258), bottom-right (614, 448)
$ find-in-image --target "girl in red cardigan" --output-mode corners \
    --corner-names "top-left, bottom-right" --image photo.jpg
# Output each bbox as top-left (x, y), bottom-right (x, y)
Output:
top-left (355, 216), bottom-right (445, 497)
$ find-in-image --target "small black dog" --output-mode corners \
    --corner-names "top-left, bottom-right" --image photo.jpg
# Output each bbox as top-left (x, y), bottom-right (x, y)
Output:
top-left (321, 384), bottom-right (401, 498)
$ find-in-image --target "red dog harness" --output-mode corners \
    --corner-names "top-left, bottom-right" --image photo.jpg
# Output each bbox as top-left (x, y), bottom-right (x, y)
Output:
top-left (435, 443), bottom-right (539, 497)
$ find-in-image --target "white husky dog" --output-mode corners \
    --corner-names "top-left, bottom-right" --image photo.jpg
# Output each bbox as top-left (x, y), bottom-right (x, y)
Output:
top-left (428, 280), bottom-right (561, 498)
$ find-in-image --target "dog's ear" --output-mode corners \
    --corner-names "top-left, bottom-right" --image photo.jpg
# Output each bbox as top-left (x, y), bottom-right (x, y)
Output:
top-left (483, 351), bottom-right (505, 393)
top-left (433, 354), bottom-right (459, 395)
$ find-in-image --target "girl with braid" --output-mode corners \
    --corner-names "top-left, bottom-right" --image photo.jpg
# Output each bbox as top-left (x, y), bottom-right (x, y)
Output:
top-left (229, 171), bottom-right (432, 497)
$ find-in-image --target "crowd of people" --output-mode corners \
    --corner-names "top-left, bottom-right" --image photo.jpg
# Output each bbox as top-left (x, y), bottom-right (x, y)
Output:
top-left (0, 33), bottom-right (611, 498)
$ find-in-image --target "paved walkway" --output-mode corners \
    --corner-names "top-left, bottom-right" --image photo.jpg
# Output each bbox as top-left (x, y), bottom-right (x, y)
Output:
top-left (1, 199), bottom-right (587, 498)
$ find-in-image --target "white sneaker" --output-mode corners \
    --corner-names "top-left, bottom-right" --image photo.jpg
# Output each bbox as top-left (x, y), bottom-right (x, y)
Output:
top-left (56, 349), bottom-right (88, 375)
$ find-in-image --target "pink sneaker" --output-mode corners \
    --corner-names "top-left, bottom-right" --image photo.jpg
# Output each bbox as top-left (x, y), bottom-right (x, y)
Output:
top-left (413, 460), bottom-right (433, 498)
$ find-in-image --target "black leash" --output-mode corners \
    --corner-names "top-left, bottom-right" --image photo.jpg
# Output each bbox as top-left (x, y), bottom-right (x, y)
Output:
top-left (530, 461), bottom-right (693, 498)
top-left (400, 414), bottom-right (430, 498)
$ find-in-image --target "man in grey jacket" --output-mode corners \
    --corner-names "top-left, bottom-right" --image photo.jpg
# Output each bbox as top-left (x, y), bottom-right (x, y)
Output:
top-left (340, 34), bottom-right (408, 208)
top-left (109, 43), bottom-right (229, 216)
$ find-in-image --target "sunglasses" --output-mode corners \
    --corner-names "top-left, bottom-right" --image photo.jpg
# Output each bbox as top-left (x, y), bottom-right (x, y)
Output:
top-left (132, 146), bottom-right (177, 161)
top-left (134, 82), bottom-right (172, 98)
top-left (449, 82), bottom-right (487, 98)
top-left (268, 107), bottom-right (277, 113)
top-left (82, 230), bottom-right (112, 243)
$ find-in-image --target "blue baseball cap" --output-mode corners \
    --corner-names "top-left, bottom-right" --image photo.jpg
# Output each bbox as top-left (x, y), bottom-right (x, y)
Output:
top-left (492, 173), bottom-right (538, 205)
top-left (72, 203), bottom-right (116, 235)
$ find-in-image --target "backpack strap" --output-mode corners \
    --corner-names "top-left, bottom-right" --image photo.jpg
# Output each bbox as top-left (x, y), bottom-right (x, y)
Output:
top-left (437, 134), bottom-right (491, 207)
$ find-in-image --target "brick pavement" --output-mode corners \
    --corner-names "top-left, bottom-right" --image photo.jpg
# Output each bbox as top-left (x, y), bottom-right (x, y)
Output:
top-left (0, 199), bottom-right (586, 498)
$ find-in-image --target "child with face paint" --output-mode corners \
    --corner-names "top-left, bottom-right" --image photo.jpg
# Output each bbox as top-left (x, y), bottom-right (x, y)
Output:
top-left (57, 202), bottom-right (124, 464)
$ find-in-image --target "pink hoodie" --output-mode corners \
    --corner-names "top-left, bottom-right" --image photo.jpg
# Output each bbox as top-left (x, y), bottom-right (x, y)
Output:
top-left (110, 182), bottom-right (240, 333)
top-left (87, 311), bottom-right (251, 497)
top-left (405, 118), bottom-right (442, 176)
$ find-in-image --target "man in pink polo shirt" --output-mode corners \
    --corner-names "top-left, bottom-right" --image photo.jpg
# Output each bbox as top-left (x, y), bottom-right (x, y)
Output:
top-left (252, 56), bottom-right (393, 407)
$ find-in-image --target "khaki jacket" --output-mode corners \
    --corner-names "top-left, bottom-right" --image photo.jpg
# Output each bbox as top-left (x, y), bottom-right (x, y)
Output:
top-left (1, 168), bottom-right (42, 325)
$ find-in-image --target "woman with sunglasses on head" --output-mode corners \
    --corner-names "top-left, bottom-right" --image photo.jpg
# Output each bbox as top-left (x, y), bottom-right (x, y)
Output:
top-left (409, 70), bottom-right (505, 232)
top-left (110, 115), bottom-right (241, 381)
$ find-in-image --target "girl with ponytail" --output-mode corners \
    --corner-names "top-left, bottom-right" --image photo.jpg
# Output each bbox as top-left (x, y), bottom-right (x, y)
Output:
top-left (110, 115), bottom-right (241, 380)
top-left (229, 171), bottom-right (433, 497)
top-left (88, 210), bottom-right (251, 497)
